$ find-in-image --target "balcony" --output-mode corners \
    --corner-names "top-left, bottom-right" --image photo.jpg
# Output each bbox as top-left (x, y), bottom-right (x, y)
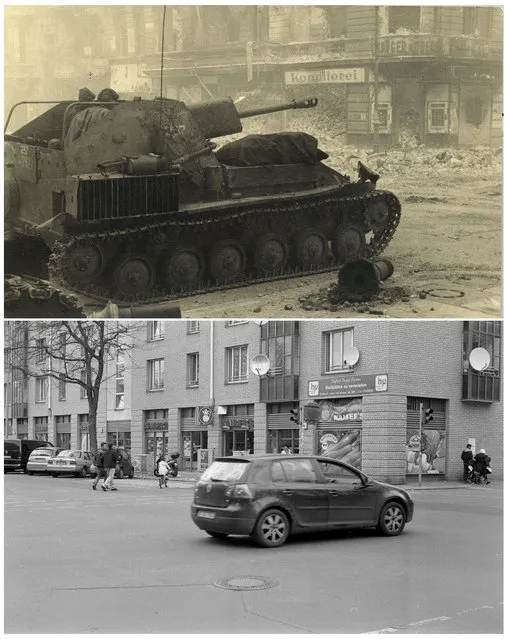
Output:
top-left (260, 374), bottom-right (299, 403)
top-left (144, 32), bottom-right (501, 79)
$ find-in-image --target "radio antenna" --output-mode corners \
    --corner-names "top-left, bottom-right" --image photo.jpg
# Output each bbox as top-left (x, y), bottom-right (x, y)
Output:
top-left (159, 5), bottom-right (167, 127)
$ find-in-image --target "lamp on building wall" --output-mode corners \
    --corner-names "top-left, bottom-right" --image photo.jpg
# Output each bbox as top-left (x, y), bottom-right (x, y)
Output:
top-left (217, 406), bottom-right (227, 416)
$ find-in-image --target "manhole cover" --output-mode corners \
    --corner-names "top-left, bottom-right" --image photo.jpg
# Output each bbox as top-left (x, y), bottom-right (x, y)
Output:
top-left (214, 576), bottom-right (279, 591)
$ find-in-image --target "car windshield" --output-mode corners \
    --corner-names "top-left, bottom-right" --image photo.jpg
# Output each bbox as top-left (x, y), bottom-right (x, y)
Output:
top-left (200, 461), bottom-right (249, 482)
top-left (57, 451), bottom-right (78, 458)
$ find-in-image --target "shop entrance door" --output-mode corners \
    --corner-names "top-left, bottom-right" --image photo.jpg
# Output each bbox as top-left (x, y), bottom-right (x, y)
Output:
top-left (146, 431), bottom-right (168, 460)
top-left (181, 431), bottom-right (208, 470)
top-left (223, 429), bottom-right (254, 456)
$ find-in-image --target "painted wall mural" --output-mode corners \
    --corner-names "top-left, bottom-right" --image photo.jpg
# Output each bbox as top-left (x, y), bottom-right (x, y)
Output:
top-left (406, 429), bottom-right (446, 475)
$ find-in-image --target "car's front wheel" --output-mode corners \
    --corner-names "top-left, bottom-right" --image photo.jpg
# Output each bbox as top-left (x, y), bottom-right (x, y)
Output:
top-left (205, 531), bottom-right (229, 540)
top-left (51, 473), bottom-right (60, 478)
top-left (377, 501), bottom-right (407, 536)
top-left (252, 509), bottom-right (290, 548)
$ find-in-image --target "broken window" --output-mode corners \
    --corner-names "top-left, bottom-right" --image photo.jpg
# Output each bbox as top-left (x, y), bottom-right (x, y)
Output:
top-left (388, 7), bottom-right (421, 33)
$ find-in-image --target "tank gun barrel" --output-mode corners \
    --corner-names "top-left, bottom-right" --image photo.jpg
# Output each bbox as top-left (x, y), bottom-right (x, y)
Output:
top-left (237, 97), bottom-right (318, 119)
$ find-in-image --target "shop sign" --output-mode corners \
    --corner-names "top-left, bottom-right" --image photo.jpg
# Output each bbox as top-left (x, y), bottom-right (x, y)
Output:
top-left (308, 373), bottom-right (388, 398)
top-left (144, 419), bottom-right (168, 431)
top-left (285, 67), bottom-right (366, 85)
top-left (378, 35), bottom-right (444, 57)
top-left (197, 406), bottom-right (214, 426)
top-left (35, 424), bottom-right (48, 433)
top-left (318, 398), bottom-right (362, 423)
top-left (222, 417), bottom-right (254, 431)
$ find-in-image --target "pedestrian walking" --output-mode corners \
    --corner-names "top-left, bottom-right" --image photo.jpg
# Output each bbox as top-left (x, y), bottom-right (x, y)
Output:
top-left (460, 443), bottom-right (474, 483)
top-left (473, 448), bottom-right (491, 485)
top-left (156, 455), bottom-right (170, 488)
top-left (102, 443), bottom-right (120, 491)
top-left (92, 442), bottom-right (108, 491)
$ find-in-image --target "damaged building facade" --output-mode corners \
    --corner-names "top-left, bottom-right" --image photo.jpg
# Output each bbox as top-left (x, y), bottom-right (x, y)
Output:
top-left (5, 6), bottom-right (502, 147)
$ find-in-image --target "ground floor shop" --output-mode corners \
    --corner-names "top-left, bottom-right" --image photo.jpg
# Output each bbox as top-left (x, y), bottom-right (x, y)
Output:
top-left (9, 391), bottom-right (500, 484)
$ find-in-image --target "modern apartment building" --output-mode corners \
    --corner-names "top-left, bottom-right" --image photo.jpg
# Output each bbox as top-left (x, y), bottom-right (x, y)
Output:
top-left (4, 320), bottom-right (502, 484)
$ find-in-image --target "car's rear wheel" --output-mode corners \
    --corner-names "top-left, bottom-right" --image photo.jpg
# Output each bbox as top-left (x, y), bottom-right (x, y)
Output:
top-left (252, 509), bottom-right (290, 548)
top-left (78, 467), bottom-right (87, 478)
top-left (205, 531), bottom-right (229, 539)
top-left (28, 471), bottom-right (34, 475)
top-left (52, 473), bottom-right (60, 478)
top-left (377, 501), bottom-right (406, 536)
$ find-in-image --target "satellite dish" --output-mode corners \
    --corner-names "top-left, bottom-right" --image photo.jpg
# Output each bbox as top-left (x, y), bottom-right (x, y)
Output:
top-left (469, 347), bottom-right (490, 371)
top-left (252, 320), bottom-right (269, 326)
top-left (344, 345), bottom-right (360, 367)
top-left (250, 354), bottom-right (270, 376)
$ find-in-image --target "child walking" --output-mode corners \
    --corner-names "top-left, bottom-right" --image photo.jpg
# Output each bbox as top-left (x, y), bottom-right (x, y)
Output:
top-left (157, 455), bottom-right (170, 488)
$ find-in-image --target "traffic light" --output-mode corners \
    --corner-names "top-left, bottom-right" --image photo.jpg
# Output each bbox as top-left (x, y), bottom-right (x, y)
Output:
top-left (424, 408), bottom-right (434, 424)
top-left (289, 408), bottom-right (300, 425)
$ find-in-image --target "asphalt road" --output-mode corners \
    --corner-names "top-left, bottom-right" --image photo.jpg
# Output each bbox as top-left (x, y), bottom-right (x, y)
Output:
top-left (4, 473), bottom-right (503, 634)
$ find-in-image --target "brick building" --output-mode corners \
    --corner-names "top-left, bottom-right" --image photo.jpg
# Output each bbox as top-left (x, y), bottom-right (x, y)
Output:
top-left (4, 320), bottom-right (503, 484)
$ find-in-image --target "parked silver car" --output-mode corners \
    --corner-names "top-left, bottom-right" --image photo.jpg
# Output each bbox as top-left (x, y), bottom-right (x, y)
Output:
top-left (26, 447), bottom-right (64, 475)
top-left (47, 450), bottom-right (94, 478)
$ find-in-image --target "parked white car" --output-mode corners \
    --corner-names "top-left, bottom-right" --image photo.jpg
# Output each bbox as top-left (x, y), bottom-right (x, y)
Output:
top-left (26, 447), bottom-right (64, 475)
top-left (47, 450), bottom-right (94, 478)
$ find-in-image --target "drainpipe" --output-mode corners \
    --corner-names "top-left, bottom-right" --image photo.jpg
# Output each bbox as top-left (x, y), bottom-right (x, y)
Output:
top-left (373, 5), bottom-right (380, 153)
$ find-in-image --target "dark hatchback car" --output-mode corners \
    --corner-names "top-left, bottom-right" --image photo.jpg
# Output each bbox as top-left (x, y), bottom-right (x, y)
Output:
top-left (191, 455), bottom-right (414, 547)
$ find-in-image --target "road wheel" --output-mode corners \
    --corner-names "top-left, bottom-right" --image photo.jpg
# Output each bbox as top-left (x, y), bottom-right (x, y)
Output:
top-left (377, 501), bottom-right (406, 536)
top-left (52, 473), bottom-right (60, 478)
top-left (205, 531), bottom-right (229, 539)
top-left (117, 467), bottom-right (124, 480)
top-left (128, 468), bottom-right (134, 479)
top-left (28, 471), bottom-right (34, 476)
top-left (252, 509), bottom-right (290, 548)
top-left (78, 467), bottom-right (87, 478)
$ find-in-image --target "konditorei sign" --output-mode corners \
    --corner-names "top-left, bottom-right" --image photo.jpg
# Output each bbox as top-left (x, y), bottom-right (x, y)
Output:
top-left (308, 373), bottom-right (388, 398)
top-left (285, 67), bottom-right (366, 85)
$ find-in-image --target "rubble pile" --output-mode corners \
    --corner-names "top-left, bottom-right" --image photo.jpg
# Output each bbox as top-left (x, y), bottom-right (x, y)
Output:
top-left (298, 281), bottom-right (413, 315)
top-left (218, 88), bottom-right (501, 179)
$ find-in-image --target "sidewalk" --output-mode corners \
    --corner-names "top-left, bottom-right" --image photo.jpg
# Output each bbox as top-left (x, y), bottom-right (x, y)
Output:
top-left (135, 471), bottom-right (501, 491)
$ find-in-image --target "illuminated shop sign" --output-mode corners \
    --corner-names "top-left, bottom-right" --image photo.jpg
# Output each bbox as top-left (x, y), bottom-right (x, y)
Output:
top-left (285, 67), bottom-right (366, 85)
top-left (308, 373), bottom-right (388, 398)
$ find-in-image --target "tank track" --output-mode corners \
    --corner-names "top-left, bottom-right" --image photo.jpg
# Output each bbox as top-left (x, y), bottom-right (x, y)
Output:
top-left (48, 188), bottom-right (401, 305)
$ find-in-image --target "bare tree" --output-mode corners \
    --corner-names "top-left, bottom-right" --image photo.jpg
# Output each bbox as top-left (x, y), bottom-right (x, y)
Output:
top-left (5, 321), bottom-right (142, 452)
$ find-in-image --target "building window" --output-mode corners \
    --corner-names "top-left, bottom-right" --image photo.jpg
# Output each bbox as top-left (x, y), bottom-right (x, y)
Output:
top-left (187, 353), bottom-right (199, 387)
top-left (58, 374), bottom-right (66, 401)
top-left (226, 320), bottom-right (248, 326)
top-left (371, 102), bottom-right (392, 133)
top-left (226, 345), bottom-right (248, 383)
top-left (116, 350), bottom-right (125, 409)
top-left (462, 321), bottom-right (501, 402)
top-left (388, 6), bottom-right (421, 33)
top-left (261, 323), bottom-right (299, 377)
top-left (36, 338), bottom-right (46, 363)
top-left (80, 371), bottom-right (87, 399)
top-left (148, 358), bottom-right (165, 391)
top-left (187, 321), bottom-right (200, 334)
top-left (35, 376), bottom-right (48, 402)
top-left (427, 102), bottom-right (448, 133)
top-left (148, 321), bottom-right (164, 341)
top-left (56, 433), bottom-right (71, 449)
top-left (323, 328), bottom-right (354, 373)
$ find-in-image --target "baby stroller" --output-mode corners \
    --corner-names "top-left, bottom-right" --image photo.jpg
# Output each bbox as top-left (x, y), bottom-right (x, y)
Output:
top-left (468, 464), bottom-right (490, 485)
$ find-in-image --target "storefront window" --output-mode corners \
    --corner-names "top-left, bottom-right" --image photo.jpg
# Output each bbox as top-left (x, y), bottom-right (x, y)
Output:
top-left (146, 431), bottom-right (168, 459)
top-left (406, 398), bottom-right (447, 475)
top-left (181, 431), bottom-right (208, 470)
top-left (268, 429), bottom-right (300, 454)
top-left (56, 432), bottom-right (71, 449)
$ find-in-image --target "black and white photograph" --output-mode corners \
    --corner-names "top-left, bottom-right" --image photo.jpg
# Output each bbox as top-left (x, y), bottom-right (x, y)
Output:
top-left (4, 5), bottom-right (502, 319)
top-left (3, 3), bottom-right (504, 637)
top-left (3, 319), bottom-right (503, 633)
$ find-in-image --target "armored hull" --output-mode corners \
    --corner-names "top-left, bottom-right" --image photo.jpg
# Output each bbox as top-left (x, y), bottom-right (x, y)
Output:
top-left (5, 96), bottom-right (401, 306)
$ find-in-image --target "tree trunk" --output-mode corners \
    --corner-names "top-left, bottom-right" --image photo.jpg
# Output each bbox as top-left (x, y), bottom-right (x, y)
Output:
top-left (88, 394), bottom-right (99, 453)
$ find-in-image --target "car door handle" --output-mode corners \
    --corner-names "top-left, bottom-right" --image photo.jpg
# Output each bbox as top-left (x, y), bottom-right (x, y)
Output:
top-left (282, 490), bottom-right (293, 495)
